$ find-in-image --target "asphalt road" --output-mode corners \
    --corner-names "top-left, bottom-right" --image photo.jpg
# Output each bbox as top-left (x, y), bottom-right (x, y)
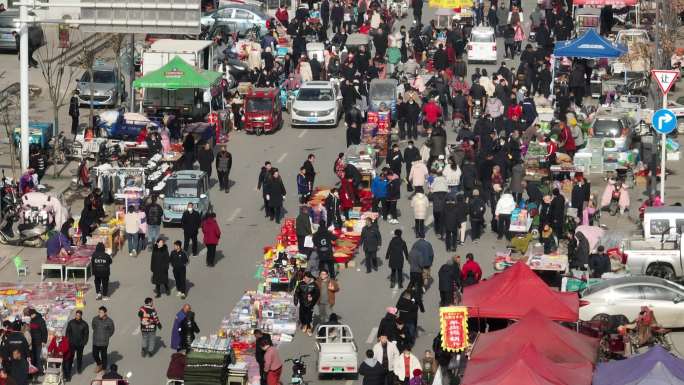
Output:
top-left (1, 1), bottom-right (684, 385)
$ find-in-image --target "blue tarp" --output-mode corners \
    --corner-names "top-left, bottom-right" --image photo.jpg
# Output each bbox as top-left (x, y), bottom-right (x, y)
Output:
top-left (553, 29), bottom-right (627, 58)
top-left (593, 346), bottom-right (684, 385)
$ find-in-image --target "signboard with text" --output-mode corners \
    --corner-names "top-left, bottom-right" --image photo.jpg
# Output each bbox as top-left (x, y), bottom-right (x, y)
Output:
top-left (439, 306), bottom-right (469, 352)
top-left (80, 0), bottom-right (200, 35)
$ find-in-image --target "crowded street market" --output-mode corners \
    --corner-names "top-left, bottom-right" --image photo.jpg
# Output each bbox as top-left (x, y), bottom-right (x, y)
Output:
top-left (2, 0), bottom-right (684, 382)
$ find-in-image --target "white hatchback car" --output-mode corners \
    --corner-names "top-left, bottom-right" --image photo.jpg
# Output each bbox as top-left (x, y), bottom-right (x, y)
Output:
top-left (290, 81), bottom-right (342, 127)
top-left (467, 26), bottom-right (497, 63)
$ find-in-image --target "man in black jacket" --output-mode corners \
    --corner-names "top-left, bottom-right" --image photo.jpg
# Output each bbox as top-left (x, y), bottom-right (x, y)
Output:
top-left (181, 203), bottom-right (201, 256)
top-left (69, 90), bottom-right (80, 137)
top-left (65, 310), bottom-right (89, 375)
top-left (91, 242), bottom-right (112, 300)
top-left (302, 154), bottom-right (316, 191)
top-left (170, 240), bottom-right (189, 299)
top-left (197, 142), bottom-right (214, 179)
top-left (3, 324), bottom-right (29, 363)
top-left (330, 1), bottom-right (343, 33)
top-left (359, 218), bottom-right (382, 273)
top-left (145, 196), bottom-right (163, 249)
top-left (386, 229), bottom-right (409, 288)
top-left (359, 349), bottom-right (386, 385)
top-left (469, 190), bottom-right (486, 242)
top-left (438, 256), bottom-right (462, 306)
top-left (313, 223), bottom-right (338, 278)
top-left (257, 161), bottom-right (273, 217)
top-left (589, 246), bottom-right (611, 278)
top-left (28, 309), bottom-right (47, 374)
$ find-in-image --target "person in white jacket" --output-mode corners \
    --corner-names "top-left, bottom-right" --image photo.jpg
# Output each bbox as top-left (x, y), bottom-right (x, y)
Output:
top-left (408, 160), bottom-right (429, 194)
top-left (411, 192), bottom-right (430, 238)
top-left (393, 347), bottom-right (422, 383)
top-left (372, 335), bottom-right (400, 374)
top-left (442, 162), bottom-right (461, 194)
top-left (495, 189), bottom-right (516, 241)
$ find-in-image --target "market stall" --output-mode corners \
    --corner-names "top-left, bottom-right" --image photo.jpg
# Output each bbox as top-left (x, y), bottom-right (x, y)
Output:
top-left (43, 244), bottom-right (95, 282)
top-left (362, 111), bottom-right (391, 162)
top-left (91, 165), bottom-right (146, 209)
top-left (593, 346), bottom-right (684, 384)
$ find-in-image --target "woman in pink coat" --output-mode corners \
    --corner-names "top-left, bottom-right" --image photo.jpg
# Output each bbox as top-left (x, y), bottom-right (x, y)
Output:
top-left (201, 212), bottom-right (221, 267)
top-left (600, 180), bottom-right (630, 215)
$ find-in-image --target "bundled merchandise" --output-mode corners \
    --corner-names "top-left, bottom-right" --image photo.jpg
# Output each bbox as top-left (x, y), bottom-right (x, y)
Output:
top-left (184, 351), bottom-right (231, 385)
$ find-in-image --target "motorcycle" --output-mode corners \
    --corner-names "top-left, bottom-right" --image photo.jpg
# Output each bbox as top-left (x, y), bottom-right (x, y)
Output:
top-left (49, 131), bottom-right (77, 164)
top-left (0, 172), bottom-right (19, 219)
top-left (472, 100), bottom-right (483, 120)
top-left (285, 354), bottom-right (309, 385)
top-left (0, 206), bottom-right (49, 247)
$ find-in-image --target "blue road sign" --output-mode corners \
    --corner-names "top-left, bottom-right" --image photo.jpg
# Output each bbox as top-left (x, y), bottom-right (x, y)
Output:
top-left (652, 108), bottom-right (677, 135)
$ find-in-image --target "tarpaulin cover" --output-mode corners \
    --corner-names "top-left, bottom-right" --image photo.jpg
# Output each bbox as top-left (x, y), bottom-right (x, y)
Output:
top-left (461, 262), bottom-right (580, 322)
top-left (461, 343), bottom-right (593, 385)
top-left (554, 29), bottom-right (627, 59)
top-left (573, 0), bottom-right (636, 5)
top-left (133, 56), bottom-right (222, 90)
top-left (593, 346), bottom-right (684, 385)
top-left (469, 310), bottom-right (599, 364)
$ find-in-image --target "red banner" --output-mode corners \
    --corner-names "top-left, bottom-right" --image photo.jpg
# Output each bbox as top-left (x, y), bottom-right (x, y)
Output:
top-left (440, 306), bottom-right (469, 352)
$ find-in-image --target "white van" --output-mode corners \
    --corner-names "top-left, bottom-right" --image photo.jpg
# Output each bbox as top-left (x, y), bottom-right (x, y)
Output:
top-left (643, 206), bottom-right (684, 240)
top-left (467, 27), bottom-right (497, 63)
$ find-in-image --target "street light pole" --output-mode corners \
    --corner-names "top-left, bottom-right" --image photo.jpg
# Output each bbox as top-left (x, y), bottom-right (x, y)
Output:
top-left (19, 3), bottom-right (30, 173)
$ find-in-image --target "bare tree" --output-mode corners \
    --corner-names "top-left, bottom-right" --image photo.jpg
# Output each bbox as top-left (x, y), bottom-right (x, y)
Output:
top-left (0, 73), bottom-right (19, 179)
top-left (76, 34), bottom-right (98, 128)
top-left (35, 35), bottom-right (80, 176)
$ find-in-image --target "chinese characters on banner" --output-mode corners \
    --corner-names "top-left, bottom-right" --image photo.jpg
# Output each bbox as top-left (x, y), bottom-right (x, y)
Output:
top-left (439, 306), bottom-right (469, 352)
top-left (428, 0), bottom-right (472, 8)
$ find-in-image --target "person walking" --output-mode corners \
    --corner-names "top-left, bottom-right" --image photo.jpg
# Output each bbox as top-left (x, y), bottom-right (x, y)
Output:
top-left (295, 206), bottom-right (313, 255)
top-left (468, 190), bottom-right (486, 243)
top-left (7, 349), bottom-right (28, 385)
top-left (264, 169), bottom-right (286, 224)
top-left (302, 154), bottom-right (316, 189)
top-left (179, 311), bottom-right (200, 353)
top-left (313, 224), bottom-right (337, 278)
top-left (124, 206), bottom-right (141, 257)
top-left (403, 142), bottom-right (420, 191)
top-left (372, 335), bottom-right (400, 382)
top-left (294, 272), bottom-right (319, 335)
top-left (443, 195), bottom-right (459, 252)
top-left (90, 242), bottom-right (112, 300)
top-left (371, 171), bottom-right (388, 220)
top-left (69, 90), bottom-right (80, 138)
top-left (201, 212), bottom-right (221, 267)
top-left (297, 167), bottom-right (311, 204)
top-left (395, 290), bottom-right (419, 347)
top-left (393, 347), bottom-right (422, 385)
top-left (28, 309), bottom-right (47, 375)
top-left (170, 240), bottom-right (189, 299)
top-left (257, 162), bottom-right (273, 218)
top-left (138, 297), bottom-right (162, 357)
top-left (197, 142), bottom-right (214, 180)
top-left (91, 306), bottom-right (115, 374)
top-left (461, 253), bottom-right (482, 286)
top-left (360, 349), bottom-right (386, 385)
top-left (408, 237), bottom-right (434, 292)
top-left (495, 189), bottom-right (516, 240)
top-left (254, 330), bottom-right (272, 385)
top-left (437, 256), bottom-right (461, 306)
top-left (181, 203), bottom-right (201, 256)
top-left (171, 304), bottom-right (191, 352)
top-left (216, 146), bottom-right (232, 193)
top-left (386, 229), bottom-right (409, 289)
top-left (261, 340), bottom-right (283, 385)
top-left (386, 170), bottom-right (401, 224)
top-left (315, 270), bottom-right (339, 325)
top-left (151, 239), bottom-right (171, 297)
top-left (411, 192), bottom-right (429, 238)
top-left (65, 310), bottom-right (88, 375)
top-left (145, 196), bottom-right (163, 248)
top-left (359, 218), bottom-right (382, 273)
top-left (408, 160), bottom-right (428, 194)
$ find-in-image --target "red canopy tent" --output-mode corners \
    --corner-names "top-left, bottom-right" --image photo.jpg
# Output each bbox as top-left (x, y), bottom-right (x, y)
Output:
top-left (573, 0), bottom-right (637, 5)
top-left (469, 310), bottom-right (599, 364)
top-left (461, 262), bottom-right (579, 322)
top-left (461, 343), bottom-right (594, 385)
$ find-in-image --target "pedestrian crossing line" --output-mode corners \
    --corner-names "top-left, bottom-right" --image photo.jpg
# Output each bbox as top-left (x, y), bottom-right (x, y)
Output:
top-left (277, 152), bottom-right (288, 163)
top-left (227, 208), bottom-right (242, 222)
top-left (298, 129), bottom-right (308, 138)
top-left (344, 381), bottom-right (353, 385)
top-left (132, 326), bottom-right (140, 336)
top-left (366, 327), bottom-right (378, 344)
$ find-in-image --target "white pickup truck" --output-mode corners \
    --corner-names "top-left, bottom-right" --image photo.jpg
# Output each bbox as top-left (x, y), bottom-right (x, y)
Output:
top-left (315, 324), bottom-right (358, 380)
top-left (623, 237), bottom-right (684, 281)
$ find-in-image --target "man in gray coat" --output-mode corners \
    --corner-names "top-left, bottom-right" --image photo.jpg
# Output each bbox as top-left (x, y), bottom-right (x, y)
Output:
top-left (408, 237), bottom-right (434, 291)
top-left (91, 306), bottom-right (115, 373)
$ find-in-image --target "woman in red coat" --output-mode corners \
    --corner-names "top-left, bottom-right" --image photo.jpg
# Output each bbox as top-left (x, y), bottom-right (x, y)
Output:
top-left (47, 332), bottom-right (73, 381)
top-left (201, 212), bottom-right (221, 267)
top-left (339, 177), bottom-right (357, 218)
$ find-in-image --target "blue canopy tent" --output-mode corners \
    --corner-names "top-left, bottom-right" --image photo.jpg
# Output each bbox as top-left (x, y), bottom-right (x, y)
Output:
top-left (553, 29), bottom-right (627, 58)
top-left (551, 29), bottom-right (628, 98)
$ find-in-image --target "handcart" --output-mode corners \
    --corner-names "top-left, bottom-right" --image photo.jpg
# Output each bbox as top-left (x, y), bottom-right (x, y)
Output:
top-left (41, 357), bottom-right (64, 385)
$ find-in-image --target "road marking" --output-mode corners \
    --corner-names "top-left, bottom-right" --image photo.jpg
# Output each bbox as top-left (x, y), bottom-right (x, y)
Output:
top-left (277, 152), bottom-right (288, 163)
top-left (366, 327), bottom-right (378, 344)
top-left (227, 208), bottom-right (242, 222)
top-left (132, 326), bottom-right (140, 336)
top-left (298, 129), bottom-right (308, 138)
top-left (345, 381), bottom-right (353, 385)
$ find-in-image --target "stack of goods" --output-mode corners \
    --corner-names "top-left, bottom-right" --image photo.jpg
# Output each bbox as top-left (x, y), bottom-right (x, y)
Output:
top-left (363, 112), bottom-right (390, 158)
top-left (509, 207), bottom-right (530, 233)
top-left (344, 144), bottom-right (376, 176)
top-left (48, 245), bottom-right (95, 267)
top-left (191, 335), bottom-right (231, 353)
top-left (666, 137), bottom-right (681, 161)
top-left (524, 142), bottom-right (550, 181)
top-left (260, 244), bottom-right (306, 292)
top-left (184, 351), bottom-right (231, 385)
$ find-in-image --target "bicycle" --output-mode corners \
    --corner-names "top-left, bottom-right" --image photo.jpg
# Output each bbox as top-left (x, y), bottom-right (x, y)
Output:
top-left (284, 354), bottom-right (310, 385)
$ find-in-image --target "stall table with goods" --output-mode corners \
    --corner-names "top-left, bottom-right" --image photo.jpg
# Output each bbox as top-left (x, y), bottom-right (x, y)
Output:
top-left (524, 142), bottom-right (550, 182)
top-left (44, 245), bottom-right (96, 282)
top-left (363, 111), bottom-right (391, 162)
top-left (344, 144), bottom-right (377, 186)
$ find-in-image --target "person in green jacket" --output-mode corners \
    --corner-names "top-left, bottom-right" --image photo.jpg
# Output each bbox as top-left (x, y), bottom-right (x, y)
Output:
top-left (386, 46), bottom-right (402, 77)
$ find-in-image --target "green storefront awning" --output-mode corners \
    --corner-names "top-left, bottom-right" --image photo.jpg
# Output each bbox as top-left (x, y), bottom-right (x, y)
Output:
top-left (133, 56), bottom-right (223, 90)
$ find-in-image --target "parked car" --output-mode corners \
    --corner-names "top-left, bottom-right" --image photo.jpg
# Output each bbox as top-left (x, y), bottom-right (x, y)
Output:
top-left (290, 81), bottom-right (342, 127)
top-left (200, 5), bottom-right (268, 37)
top-left (160, 171), bottom-right (210, 225)
top-left (76, 64), bottom-right (126, 108)
top-left (0, 9), bottom-right (19, 51)
top-left (579, 276), bottom-right (684, 328)
top-left (243, 87), bottom-right (283, 135)
top-left (467, 26), bottom-right (497, 63)
top-left (588, 107), bottom-right (636, 151)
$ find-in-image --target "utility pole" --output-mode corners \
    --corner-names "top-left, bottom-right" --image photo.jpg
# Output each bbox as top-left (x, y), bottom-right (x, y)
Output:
top-left (19, 3), bottom-right (29, 172)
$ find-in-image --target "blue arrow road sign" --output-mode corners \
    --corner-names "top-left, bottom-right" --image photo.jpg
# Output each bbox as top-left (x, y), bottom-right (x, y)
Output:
top-left (652, 108), bottom-right (677, 135)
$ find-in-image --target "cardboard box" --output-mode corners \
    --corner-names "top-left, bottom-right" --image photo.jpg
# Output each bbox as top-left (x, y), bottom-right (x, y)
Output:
top-left (635, 175), bottom-right (648, 187)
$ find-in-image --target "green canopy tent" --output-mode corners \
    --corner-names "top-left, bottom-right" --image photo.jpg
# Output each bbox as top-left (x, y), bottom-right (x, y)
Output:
top-left (133, 56), bottom-right (224, 117)
top-left (133, 56), bottom-right (223, 90)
